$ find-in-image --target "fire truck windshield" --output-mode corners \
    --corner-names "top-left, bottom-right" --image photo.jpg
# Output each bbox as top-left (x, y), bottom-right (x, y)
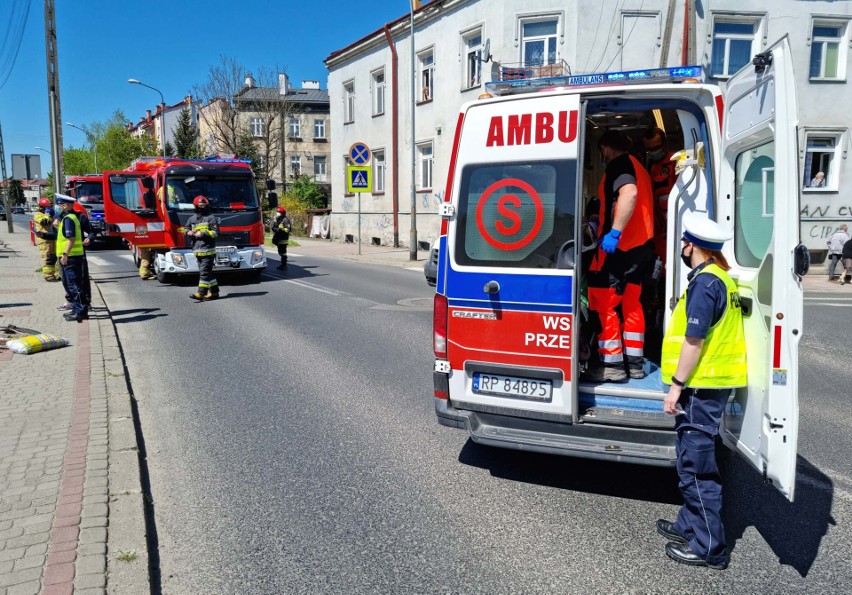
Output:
top-left (165, 176), bottom-right (259, 212)
top-left (74, 182), bottom-right (103, 204)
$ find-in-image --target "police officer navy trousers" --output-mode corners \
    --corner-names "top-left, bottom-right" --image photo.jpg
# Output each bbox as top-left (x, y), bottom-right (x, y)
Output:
top-left (672, 387), bottom-right (731, 567)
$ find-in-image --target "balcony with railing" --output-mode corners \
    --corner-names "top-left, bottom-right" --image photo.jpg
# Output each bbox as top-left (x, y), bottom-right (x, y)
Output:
top-left (498, 59), bottom-right (571, 82)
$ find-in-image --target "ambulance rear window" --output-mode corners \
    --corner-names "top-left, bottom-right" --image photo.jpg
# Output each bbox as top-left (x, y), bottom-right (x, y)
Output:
top-left (455, 160), bottom-right (575, 268)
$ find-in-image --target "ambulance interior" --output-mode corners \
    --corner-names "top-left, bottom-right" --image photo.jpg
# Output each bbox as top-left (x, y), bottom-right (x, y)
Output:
top-left (575, 98), bottom-right (712, 426)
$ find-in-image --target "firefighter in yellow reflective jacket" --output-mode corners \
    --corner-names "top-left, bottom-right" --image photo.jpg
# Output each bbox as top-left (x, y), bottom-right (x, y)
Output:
top-left (186, 195), bottom-right (221, 300)
top-left (657, 212), bottom-right (746, 571)
top-left (33, 198), bottom-right (59, 281)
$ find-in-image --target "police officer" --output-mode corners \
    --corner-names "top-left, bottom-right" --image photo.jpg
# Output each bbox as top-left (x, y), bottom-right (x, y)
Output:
top-left (657, 212), bottom-right (746, 570)
top-left (271, 206), bottom-right (291, 270)
top-left (55, 194), bottom-right (89, 322)
top-left (186, 195), bottom-right (220, 300)
top-left (33, 197), bottom-right (59, 282)
top-left (586, 129), bottom-right (655, 382)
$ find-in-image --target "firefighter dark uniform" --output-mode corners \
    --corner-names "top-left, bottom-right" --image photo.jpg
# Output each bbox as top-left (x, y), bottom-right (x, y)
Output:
top-left (587, 135), bottom-right (655, 382)
top-left (54, 194), bottom-right (88, 322)
top-left (186, 195), bottom-right (220, 300)
top-left (33, 198), bottom-right (59, 281)
top-left (272, 206), bottom-right (291, 270)
top-left (658, 213), bottom-right (746, 570)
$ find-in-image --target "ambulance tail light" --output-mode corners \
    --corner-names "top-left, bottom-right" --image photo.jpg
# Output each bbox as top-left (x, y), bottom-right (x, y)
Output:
top-left (433, 293), bottom-right (448, 359)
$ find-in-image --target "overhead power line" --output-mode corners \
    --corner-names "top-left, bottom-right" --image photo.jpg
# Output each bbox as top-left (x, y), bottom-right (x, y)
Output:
top-left (0, 0), bottom-right (32, 90)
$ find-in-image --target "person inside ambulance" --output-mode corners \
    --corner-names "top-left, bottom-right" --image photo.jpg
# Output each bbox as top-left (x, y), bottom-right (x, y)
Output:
top-left (644, 127), bottom-right (678, 262)
top-left (657, 212), bottom-right (746, 571)
top-left (584, 129), bottom-right (655, 382)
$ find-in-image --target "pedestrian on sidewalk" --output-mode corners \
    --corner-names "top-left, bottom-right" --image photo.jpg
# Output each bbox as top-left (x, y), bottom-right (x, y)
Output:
top-left (272, 205), bottom-right (291, 270)
top-left (33, 197), bottom-right (60, 281)
top-left (826, 224), bottom-right (849, 281)
top-left (55, 194), bottom-right (89, 322)
top-left (186, 195), bottom-right (221, 300)
top-left (841, 236), bottom-right (852, 285)
top-left (73, 201), bottom-right (94, 307)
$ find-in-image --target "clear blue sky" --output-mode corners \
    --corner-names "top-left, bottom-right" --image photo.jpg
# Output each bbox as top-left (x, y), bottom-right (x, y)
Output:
top-left (0, 0), bottom-right (413, 178)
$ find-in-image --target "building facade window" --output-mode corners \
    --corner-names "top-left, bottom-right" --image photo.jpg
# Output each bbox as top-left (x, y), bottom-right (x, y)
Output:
top-left (250, 117), bottom-right (265, 137)
top-left (810, 20), bottom-right (849, 80)
top-left (418, 49), bottom-right (434, 102)
top-left (802, 131), bottom-right (844, 190)
top-left (344, 81), bottom-right (355, 123)
top-left (314, 156), bottom-right (327, 182)
top-left (372, 69), bottom-right (386, 115)
top-left (257, 154), bottom-right (266, 172)
top-left (417, 142), bottom-right (433, 190)
top-left (710, 16), bottom-right (761, 78)
top-left (373, 149), bottom-right (385, 193)
top-left (463, 30), bottom-right (483, 88)
top-left (288, 117), bottom-right (301, 138)
top-left (314, 118), bottom-right (326, 139)
top-left (521, 18), bottom-right (558, 65)
top-left (290, 156), bottom-right (302, 177)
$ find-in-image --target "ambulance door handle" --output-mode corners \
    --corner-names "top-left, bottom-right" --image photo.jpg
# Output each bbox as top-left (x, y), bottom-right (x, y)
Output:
top-left (483, 281), bottom-right (500, 294)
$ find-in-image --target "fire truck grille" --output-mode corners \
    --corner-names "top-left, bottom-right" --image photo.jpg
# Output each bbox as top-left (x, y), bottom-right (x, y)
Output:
top-left (216, 232), bottom-right (249, 247)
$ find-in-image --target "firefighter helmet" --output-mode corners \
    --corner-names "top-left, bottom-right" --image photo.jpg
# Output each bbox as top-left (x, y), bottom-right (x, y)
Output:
top-left (38, 197), bottom-right (51, 208)
top-left (73, 202), bottom-right (87, 215)
top-left (193, 195), bottom-right (209, 207)
top-left (277, 206), bottom-right (287, 214)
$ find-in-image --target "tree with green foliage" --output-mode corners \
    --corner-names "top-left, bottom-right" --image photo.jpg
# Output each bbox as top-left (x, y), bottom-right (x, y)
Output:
top-left (173, 107), bottom-right (200, 158)
top-left (64, 110), bottom-right (158, 176)
top-left (287, 175), bottom-right (326, 209)
top-left (9, 179), bottom-right (25, 205)
top-left (165, 141), bottom-right (176, 157)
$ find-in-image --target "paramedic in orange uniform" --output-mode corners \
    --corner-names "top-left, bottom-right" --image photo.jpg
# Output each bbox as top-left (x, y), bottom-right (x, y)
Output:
top-left (644, 127), bottom-right (678, 261)
top-left (586, 130), bottom-right (655, 382)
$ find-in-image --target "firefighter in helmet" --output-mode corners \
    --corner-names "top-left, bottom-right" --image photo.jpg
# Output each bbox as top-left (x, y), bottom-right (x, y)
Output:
top-left (33, 197), bottom-right (59, 282)
top-left (186, 195), bottom-right (221, 300)
top-left (271, 205), bottom-right (291, 270)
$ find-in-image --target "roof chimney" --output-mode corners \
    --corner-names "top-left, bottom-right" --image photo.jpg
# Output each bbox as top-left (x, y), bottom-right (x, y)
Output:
top-left (301, 80), bottom-right (320, 90)
top-left (278, 73), bottom-right (290, 95)
top-left (244, 74), bottom-right (255, 88)
top-left (146, 109), bottom-right (152, 120)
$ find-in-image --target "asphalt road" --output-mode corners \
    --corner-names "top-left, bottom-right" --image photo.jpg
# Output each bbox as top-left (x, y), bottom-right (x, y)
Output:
top-left (77, 237), bottom-right (852, 594)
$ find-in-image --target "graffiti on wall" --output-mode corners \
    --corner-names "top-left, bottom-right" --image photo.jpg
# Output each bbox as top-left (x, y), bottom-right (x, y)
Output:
top-left (800, 199), bottom-right (851, 247)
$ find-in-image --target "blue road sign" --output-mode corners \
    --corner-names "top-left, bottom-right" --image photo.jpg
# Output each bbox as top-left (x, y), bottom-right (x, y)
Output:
top-left (349, 142), bottom-right (371, 165)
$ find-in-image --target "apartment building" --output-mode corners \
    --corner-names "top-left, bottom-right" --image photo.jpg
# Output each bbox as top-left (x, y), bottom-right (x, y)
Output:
top-left (326, 0), bottom-right (852, 259)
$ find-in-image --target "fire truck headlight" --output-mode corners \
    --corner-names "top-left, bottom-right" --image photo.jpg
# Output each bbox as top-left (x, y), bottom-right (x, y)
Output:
top-left (172, 253), bottom-right (187, 268)
top-left (250, 250), bottom-right (264, 265)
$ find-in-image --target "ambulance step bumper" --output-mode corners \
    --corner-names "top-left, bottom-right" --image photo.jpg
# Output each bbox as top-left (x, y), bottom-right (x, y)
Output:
top-left (435, 398), bottom-right (676, 466)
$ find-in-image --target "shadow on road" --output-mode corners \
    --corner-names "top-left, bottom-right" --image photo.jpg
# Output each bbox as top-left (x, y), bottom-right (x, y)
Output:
top-left (110, 307), bottom-right (168, 325)
top-left (0, 302), bottom-right (32, 308)
top-left (457, 439), bottom-right (682, 504)
top-left (723, 455), bottom-right (834, 577)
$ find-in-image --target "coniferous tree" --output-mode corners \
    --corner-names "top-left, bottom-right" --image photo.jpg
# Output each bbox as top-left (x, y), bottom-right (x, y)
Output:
top-left (173, 107), bottom-right (200, 158)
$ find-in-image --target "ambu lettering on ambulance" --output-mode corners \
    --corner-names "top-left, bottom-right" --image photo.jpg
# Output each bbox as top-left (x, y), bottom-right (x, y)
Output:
top-left (486, 110), bottom-right (579, 147)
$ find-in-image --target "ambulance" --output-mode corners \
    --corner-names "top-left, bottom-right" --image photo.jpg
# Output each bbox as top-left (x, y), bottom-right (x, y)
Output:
top-left (101, 156), bottom-right (271, 282)
top-left (432, 38), bottom-right (810, 501)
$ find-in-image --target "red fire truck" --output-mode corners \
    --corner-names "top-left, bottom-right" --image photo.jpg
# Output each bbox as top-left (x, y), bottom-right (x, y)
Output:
top-left (102, 156), bottom-right (274, 282)
top-left (66, 174), bottom-right (111, 243)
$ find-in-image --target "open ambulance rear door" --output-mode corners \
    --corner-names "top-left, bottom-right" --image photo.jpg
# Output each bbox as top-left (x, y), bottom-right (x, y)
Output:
top-left (719, 37), bottom-right (807, 502)
top-left (102, 171), bottom-right (167, 248)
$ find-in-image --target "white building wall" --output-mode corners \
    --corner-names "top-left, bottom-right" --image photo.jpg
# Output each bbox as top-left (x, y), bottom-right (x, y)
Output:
top-left (328, 0), bottom-right (852, 259)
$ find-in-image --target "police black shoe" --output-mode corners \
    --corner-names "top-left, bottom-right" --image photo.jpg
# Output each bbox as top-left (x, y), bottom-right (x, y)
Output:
top-left (665, 541), bottom-right (728, 570)
top-left (63, 311), bottom-right (88, 323)
top-left (656, 520), bottom-right (687, 545)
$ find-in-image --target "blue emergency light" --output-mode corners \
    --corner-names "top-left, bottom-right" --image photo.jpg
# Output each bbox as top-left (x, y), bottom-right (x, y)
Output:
top-left (485, 65), bottom-right (704, 96)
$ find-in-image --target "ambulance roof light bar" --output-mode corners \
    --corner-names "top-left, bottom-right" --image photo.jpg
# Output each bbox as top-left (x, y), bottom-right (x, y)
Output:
top-left (484, 65), bottom-right (704, 97)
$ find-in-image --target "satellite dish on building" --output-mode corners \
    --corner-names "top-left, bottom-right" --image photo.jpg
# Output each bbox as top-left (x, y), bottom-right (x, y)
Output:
top-left (482, 39), bottom-right (493, 63)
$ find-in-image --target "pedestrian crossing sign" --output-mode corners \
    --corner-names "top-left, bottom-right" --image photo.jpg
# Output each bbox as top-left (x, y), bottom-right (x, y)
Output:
top-left (346, 166), bottom-right (372, 193)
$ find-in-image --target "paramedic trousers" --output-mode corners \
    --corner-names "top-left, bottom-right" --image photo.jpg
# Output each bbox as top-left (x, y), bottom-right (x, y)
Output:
top-left (60, 255), bottom-right (88, 317)
top-left (672, 387), bottom-right (731, 566)
top-left (196, 253), bottom-right (219, 296)
top-left (588, 242), bottom-right (651, 372)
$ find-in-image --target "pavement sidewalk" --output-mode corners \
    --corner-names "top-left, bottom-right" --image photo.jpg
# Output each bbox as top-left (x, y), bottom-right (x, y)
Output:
top-left (281, 236), bottom-right (428, 271)
top-left (1, 226), bottom-right (148, 595)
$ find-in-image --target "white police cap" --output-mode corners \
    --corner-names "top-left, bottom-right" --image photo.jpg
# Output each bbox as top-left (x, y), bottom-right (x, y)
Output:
top-left (682, 211), bottom-right (733, 251)
top-left (54, 193), bottom-right (77, 204)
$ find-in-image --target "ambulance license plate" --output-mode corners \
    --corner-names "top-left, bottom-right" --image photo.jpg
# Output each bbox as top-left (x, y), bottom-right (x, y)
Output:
top-left (472, 372), bottom-right (552, 402)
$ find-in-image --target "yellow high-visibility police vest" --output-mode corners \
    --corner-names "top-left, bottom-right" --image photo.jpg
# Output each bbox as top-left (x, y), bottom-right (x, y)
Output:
top-left (661, 263), bottom-right (747, 388)
top-left (55, 214), bottom-right (84, 257)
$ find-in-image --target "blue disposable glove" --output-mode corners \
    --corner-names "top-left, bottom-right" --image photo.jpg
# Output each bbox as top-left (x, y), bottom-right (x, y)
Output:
top-left (600, 228), bottom-right (622, 253)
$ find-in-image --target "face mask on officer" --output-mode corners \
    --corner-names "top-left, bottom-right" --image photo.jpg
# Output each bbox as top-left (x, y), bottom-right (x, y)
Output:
top-left (681, 240), bottom-right (693, 268)
top-left (195, 200), bottom-right (209, 213)
top-left (646, 148), bottom-right (666, 163)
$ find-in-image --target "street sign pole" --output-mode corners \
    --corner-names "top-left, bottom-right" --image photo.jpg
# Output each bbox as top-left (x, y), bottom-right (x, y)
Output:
top-left (358, 193), bottom-right (361, 256)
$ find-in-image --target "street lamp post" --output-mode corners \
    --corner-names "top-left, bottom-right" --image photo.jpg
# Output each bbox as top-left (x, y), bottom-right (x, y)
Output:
top-left (128, 78), bottom-right (166, 157)
top-left (34, 146), bottom-right (53, 200)
top-left (65, 122), bottom-right (97, 173)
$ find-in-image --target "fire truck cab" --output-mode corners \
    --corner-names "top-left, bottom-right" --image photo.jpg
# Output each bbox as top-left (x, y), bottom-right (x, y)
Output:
top-left (102, 156), bottom-right (271, 283)
top-left (66, 174), bottom-right (109, 243)
top-left (433, 38), bottom-right (809, 501)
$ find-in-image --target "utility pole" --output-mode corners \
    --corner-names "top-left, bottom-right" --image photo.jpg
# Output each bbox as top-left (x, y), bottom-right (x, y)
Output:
top-left (44, 0), bottom-right (65, 195)
top-left (1, 122), bottom-right (13, 233)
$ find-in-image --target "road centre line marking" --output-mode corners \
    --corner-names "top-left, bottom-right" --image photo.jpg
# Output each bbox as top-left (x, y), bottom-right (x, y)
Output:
top-left (283, 279), bottom-right (343, 296)
top-left (803, 303), bottom-right (852, 307)
top-left (805, 297), bottom-right (852, 301)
